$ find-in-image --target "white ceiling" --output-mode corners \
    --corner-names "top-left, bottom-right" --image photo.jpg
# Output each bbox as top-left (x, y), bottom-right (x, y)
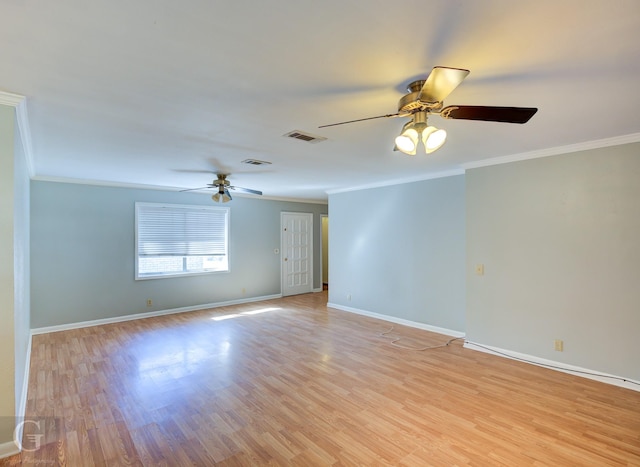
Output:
top-left (2, 0), bottom-right (640, 202)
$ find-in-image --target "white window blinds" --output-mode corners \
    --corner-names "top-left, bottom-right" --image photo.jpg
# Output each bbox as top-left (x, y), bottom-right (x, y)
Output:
top-left (137, 203), bottom-right (229, 257)
top-left (135, 203), bottom-right (230, 279)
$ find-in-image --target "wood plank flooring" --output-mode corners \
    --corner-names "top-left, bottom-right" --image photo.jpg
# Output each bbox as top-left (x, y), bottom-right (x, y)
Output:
top-left (3, 291), bottom-right (640, 465)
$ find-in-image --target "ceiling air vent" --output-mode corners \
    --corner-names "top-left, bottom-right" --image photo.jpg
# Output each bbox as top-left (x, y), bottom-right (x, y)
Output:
top-left (241, 159), bottom-right (272, 166)
top-left (283, 130), bottom-right (327, 144)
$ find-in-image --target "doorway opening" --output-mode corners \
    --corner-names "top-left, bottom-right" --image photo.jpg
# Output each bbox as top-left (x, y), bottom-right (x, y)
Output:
top-left (321, 215), bottom-right (328, 291)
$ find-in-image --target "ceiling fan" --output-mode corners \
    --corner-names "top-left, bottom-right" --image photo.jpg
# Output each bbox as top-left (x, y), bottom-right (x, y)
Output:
top-left (319, 66), bottom-right (538, 155)
top-left (180, 174), bottom-right (262, 203)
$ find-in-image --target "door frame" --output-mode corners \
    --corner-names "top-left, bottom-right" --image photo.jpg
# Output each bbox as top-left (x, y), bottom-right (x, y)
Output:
top-left (320, 214), bottom-right (328, 291)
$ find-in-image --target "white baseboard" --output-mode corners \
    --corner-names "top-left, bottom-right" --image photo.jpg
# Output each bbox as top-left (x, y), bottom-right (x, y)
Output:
top-left (313, 287), bottom-right (323, 293)
top-left (0, 441), bottom-right (19, 460)
top-left (327, 302), bottom-right (465, 338)
top-left (3, 329), bottom-right (34, 459)
top-left (464, 341), bottom-right (640, 392)
top-left (19, 334), bottom-right (32, 417)
top-left (12, 332), bottom-right (33, 453)
top-left (32, 294), bottom-right (282, 335)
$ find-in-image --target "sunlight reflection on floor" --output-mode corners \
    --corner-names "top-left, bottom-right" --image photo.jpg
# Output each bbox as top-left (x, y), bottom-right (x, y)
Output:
top-left (211, 306), bottom-right (281, 321)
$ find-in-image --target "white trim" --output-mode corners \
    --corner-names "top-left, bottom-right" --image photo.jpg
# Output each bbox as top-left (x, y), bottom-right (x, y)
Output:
top-left (462, 132), bottom-right (640, 170)
top-left (312, 287), bottom-right (323, 293)
top-left (327, 302), bottom-right (465, 338)
top-left (14, 98), bottom-right (35, 178)
top-left (319, 213), bottom-right (328, 293)
top-left (0, 90), bottom-right (35, 178)
top-left (31, 294), bottom-right (282, 335)
top-left (13, 332), bottom-right (33, 452)
top-left (464, 341), bottom-right (640, 392)
top-left (326, 133), bottom-right (640, 197)
top-left (0, 441), bottom-right (19, 460)
top-left (0, 90), bottom-right (25, 107)
top-left (252, 194), bottom-right (327, 205)
top-left (31, 175), bottom-right (328, 204)
top-left (32, 175), bottom-right (178, 191)
top-left (326, 169), bottom-right (464, 195)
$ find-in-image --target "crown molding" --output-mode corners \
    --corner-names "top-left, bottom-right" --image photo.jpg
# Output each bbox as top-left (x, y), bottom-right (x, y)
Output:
top-left (32, 175), bottom-right (185, 191)
top-left (255, 194), bottom-right (328, 205)
top-left (326, 168), bottom-right (464, 195)
top-left (462, 132), bottom-right (640, 171)
top-left (31, 175), bottom-right (328, 205)
top-left (326, 133), bottom-right (640, 197)
top-left (0, 90), bottom-right (35, 178)
top-left (0, 91), bottom-right (25, 107)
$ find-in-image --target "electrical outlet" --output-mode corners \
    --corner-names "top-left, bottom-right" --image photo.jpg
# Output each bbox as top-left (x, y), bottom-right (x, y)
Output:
top-left (554, 339), bottom-right (564, 352)
top-left (347, 294), bottom-right (351, 301)
top-left (146, 299), bottom-right (153, 307)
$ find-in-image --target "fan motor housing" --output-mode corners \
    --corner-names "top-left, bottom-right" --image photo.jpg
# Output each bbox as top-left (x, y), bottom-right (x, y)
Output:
top-left (216, 175), bottom-right (230, 187)
top-left (398, 80), bottom-right (444, 113)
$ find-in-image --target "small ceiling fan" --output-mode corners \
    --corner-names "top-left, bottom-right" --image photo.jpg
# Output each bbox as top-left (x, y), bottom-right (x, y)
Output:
top-left (180, 174), bottom-right (262, 203)
top-left (319, 66), bottom-right (538, 155)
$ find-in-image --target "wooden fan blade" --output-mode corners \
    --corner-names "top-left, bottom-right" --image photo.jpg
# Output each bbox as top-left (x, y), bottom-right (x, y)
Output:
top-left (318, 112), bottom-right (409, 128)
top-left (418, 66), bottom-right (470, 103)
top-left (440, 105), bottom-right (538, 124)
top-left (230, 186), bottom-right (262, 196)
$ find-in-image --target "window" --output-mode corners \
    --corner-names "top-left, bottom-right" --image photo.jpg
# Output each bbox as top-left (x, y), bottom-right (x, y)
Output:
top-left (135, 202), bottom-right (229, 279)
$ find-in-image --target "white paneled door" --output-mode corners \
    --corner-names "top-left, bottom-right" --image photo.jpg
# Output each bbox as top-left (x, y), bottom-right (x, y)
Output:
top-left (281, 212), bottom-right (313, 296)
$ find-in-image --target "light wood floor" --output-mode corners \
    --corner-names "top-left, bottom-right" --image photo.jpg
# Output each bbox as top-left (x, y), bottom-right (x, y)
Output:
top-left (3, 292), bottom-right (640, 465)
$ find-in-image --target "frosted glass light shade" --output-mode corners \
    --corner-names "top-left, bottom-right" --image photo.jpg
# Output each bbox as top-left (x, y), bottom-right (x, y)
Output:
top-left (395, 128), bottom-right (419, 155)
top-left (422, 127), bottom-right (447, 153)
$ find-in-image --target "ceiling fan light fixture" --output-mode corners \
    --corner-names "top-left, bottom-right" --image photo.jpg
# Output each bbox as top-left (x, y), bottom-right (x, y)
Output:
top-left (212, 185), bottom-right (232, 203)
top-left (182, 173), bottom-right (261, 199)
top-left (422, 126), bottom-right (447, 153)
top-left (396, 111), bottom-right (446, 155)
top-left (395, 124), bottom-right (419, 155)
top-left (319, 66), bottom-right (538, 157)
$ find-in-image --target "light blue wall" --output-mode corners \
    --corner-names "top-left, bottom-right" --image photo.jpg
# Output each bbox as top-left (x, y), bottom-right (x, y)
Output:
top-left (466, 143), bottom-right (640, 381)
top-left (328, 143), bottom-right (640, 384)
top-left (31, 181), bottom-right (327, 328)
top-left (328, 175), bottom-right (466, 332)
top-left (29, 142), bottom-right (640, 384)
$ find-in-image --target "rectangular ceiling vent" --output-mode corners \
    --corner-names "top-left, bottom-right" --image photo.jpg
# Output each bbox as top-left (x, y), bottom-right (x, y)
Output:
top-left (283, 130), bottom-right (327, 144)
top-left (241, 158), bottom-right (272, 166)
